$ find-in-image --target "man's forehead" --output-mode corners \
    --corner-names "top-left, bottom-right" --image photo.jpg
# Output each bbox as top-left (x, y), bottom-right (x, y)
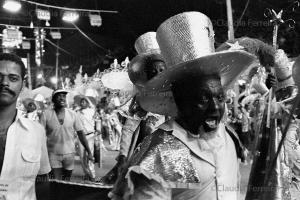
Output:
top-left (196, 77), bottom-right (222, 89)
top-left (55, 93), bottom-right (67, 97)
top-left (204, 78), bottom-right (222, 86)
top-left (0, 60), bottom-right (22, 74)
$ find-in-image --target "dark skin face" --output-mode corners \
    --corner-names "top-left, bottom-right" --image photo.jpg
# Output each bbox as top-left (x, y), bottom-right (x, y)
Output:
top-left (146, 60), bottom-right (167, 80)
top-left (172, 75), bottom-right (225, 134)
top-left (0, 60), bottom-right (23, 107)
top-left (80, 98), bottom-right (89, 109)
top-left (52, 93), bottom-right (67, 109)
top-left (26, 102), bottom-right (37, 113)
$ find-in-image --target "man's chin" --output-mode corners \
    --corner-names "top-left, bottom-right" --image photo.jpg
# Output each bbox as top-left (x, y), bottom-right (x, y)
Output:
top-left (0, 98), bottom-right (16, 107)
top-left (202, 121), bottom-right (220, 132)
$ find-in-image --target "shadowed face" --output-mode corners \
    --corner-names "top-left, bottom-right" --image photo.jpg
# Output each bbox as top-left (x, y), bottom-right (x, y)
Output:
top-left (53, 93), bottom-right (67, 108)
top-left (172, 75), bottom-right (225, 134)
top-left (80, 98), bottom-right (89, 109)
top-left (26, 102), bottom-right (37, 113)
top-left (146, 60), bottom-right (166, 80)
top-left (0, 60), bottom-right (23, 107)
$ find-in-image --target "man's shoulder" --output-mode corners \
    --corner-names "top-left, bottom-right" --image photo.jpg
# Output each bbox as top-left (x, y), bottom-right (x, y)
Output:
top-left (65, 108), bottom-right (78, 116)
top-left (42, 108), bottom-right (54, 115)
top-left (18, 116), bottom-right (45, 135)
top-left (129, 128), bottom-right (200, 183)
top-left (132, 129), bottom-right (186, 159)
top-left (150, 129), bottom-right (178, 143)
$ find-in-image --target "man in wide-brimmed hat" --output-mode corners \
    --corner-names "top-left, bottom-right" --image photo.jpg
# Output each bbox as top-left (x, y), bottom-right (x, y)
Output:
top-left (40, 89), bottom-right (94, 181)
top-left (110, 12), bottom-right (255, 200)
top-left (76, 95), bottom-right (97, 181)
top-left (101, 32), bottom-right (166, 184)
top-left (265, 49), bottom-right (300, 196)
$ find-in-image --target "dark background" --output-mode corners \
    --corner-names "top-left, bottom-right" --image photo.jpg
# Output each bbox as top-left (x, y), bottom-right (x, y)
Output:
top-left (0, 0), bottom-right (299, 86)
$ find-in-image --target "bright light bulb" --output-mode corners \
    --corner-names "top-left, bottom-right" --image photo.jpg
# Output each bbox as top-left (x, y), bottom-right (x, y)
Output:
top-left (3, 0), bottom-right (21, 12)
top-left (50, 77), bottom-right (58, 84)
top-left (62, 11), bottom-right (79, 22)
top-left (37, 74), bottom-right (43, 79)
top-left (45, 20), bottom-right (50, 26)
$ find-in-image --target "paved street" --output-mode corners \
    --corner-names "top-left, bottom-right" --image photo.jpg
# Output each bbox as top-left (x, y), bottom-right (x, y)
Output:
top-left (43, 143), bottom-right (300, 200)
top-left (72, 147), bottom-right (119, 182)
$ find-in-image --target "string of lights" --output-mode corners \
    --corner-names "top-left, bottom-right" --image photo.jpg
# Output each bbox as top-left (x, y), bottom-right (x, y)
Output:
top-left (0, 23), bottom-right (77, 30)
top-left (20, 0), bottom-right (119, 13)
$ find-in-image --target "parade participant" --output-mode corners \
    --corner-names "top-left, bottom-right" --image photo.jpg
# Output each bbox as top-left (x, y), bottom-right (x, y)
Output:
top-left (0, 53), bottom-right (51, 200)
top-left (40, 89), bottom-right (94, 181)
top-left (101, 32), bottom-right (166, 184)
top-left (22, 98), bottom-right (40, 121)
top-left (106, 105), bottom-right (123, 150)
top-left (110, 12), bottom-right (255, 200)
top-left (265, 49), bottom-right (300, 197)
top-left (76, 96), bottom-right (97, 181)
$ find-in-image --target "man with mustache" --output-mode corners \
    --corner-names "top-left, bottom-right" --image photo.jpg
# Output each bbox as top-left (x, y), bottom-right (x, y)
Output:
top-left (40, 89), bottom-right (94, 181)
top-left (0, 53), bottom-right (51, 200)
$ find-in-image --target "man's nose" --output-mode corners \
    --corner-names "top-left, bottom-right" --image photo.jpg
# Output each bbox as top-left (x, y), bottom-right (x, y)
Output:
top-left (0, 76), bottom-right (9, 86)
top-left (210, 97), bottom-right (220, 111)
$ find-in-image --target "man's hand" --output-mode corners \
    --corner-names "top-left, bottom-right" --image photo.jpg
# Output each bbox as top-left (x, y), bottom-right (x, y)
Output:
top-left (87, 152), bottom-right (95, 162)
top-left (266, 73), bottom-right (277, 89)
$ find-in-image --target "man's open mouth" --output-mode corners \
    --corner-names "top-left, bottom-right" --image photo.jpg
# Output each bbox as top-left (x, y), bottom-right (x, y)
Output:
top-left (204, 117), bottom-right (219, 129)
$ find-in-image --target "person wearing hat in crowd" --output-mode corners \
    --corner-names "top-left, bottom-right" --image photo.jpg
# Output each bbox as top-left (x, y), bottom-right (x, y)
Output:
top-left (101, 32), bottom-right (166, 184)
top-left (76, 96), bottom-right (97, 181)
top-left (266, 49), bottom-right (300, 194)
top-left (0, 53), bottom-right (51, 200)
top-left (21, 98), bottom-right (40, 121)
top-left (40, 89), bottom-right (94, 181)
top-left (109, 12), bottom-right (255, 200)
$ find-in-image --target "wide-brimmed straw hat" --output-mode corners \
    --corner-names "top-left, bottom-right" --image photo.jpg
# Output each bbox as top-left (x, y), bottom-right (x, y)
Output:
top-left (128, 32), bottom-right (165, 88)
top-left (137, 12), bottom-right (256, 117)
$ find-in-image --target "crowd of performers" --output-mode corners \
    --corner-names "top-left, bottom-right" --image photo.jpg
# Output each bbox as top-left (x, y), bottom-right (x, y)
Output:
top-left (2, 11), bottom-right (300, 200)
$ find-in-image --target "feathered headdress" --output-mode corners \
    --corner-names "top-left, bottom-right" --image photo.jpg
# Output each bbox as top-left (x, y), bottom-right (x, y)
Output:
top-left (216, 37), bottom-right (276, 68)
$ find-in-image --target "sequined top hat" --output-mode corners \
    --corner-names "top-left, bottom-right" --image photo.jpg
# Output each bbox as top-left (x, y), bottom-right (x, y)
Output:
top-left (134, 32), bottom-right (160, 55)
top-left (137, 12), bottom-right (256, 117)
top-left (128, 32), bottom-right (165, 88)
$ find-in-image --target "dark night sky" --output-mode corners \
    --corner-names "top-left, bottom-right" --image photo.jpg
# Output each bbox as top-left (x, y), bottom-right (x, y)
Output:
top-left (0, 0), bottom-right (299, 78)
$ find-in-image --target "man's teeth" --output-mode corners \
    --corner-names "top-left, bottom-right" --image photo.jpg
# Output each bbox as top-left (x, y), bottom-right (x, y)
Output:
top-left (205, 119), bottom-right (218, 128)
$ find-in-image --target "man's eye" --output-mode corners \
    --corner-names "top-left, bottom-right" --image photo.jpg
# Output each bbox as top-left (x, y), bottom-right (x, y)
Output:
top-left (9, 76), bottom-right (19, 82)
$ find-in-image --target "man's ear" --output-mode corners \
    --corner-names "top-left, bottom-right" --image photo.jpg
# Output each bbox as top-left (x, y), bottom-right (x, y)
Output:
top-left (21, 80), bottom-right (26, 91)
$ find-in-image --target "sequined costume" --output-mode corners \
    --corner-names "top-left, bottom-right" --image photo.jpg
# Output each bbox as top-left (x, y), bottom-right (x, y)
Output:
top-left (111, 120), bottom-right (241, 200)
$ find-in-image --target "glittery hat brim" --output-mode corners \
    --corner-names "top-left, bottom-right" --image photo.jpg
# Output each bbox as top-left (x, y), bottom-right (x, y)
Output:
top-left (137, 50), bottom-right (256, 117)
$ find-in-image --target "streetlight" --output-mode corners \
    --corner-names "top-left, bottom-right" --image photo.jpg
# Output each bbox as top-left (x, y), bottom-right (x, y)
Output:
top-left (37, 73), bottom-right (43, 79)
top-left (62, 11), bottom-right (79, 22)
top-left (50, 77), bottom-right (58, 85)
top-left (3, 0), bottom-right (21, 12)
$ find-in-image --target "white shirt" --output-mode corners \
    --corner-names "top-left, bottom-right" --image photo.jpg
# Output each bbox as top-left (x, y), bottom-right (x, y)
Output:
top-left (77, 108), bottom-right (96, 134)
top-left (0, 111), bottom-right (51, 200)
top-left (160, 121), bottom-right (239, 200)
top-left (126, 121), bottom-right (239, 200)
top-left (40, 108), bottom-right (84, 154)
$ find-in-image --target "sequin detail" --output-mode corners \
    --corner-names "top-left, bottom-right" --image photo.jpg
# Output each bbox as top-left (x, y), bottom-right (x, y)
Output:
top-left (129, 130), bottom-right (200, 184)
